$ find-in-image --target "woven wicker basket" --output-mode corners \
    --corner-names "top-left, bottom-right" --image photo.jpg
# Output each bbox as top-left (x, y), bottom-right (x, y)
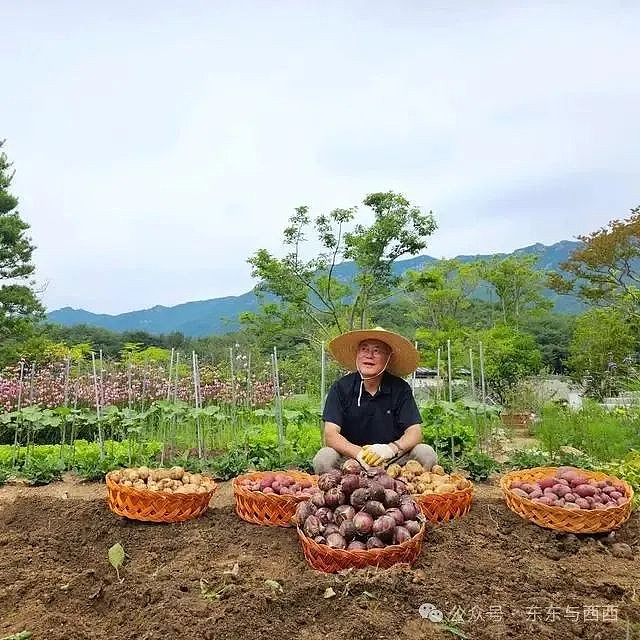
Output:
top-left (501, 467), bottom-right (634, 533)
top-left (106, 472), bottom-right (217, 523)
top-left (414, 479), bottom-right (474, 523)
top-left (297, 518), bottom-right (427, 573)
top-left (233, 470), bottom-right (317, 527)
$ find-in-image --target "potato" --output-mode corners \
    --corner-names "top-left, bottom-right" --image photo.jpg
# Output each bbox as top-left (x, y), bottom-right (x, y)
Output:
top-left (454, 479), bottom-right (468, 491)
top-left (539, 477), bottom-right (556, 490)
top-left (162, 487), bottom-right (173, 493)
top-left (133, 479), bottom-right (146, 489)
top-left (182, 472), bottom-right (192, 485)
top-left (404, 460), bottom-right (424, 474)
top-left (431, 465), bottom-right (445, 476)
top-left (574, 484), bottom-right (596, 498)
top-left (109, 470), bottom-right (122, 484)
top-left (126, 469), bottom-right (139, 482)
top-left (149, 470), bottom-right (160, 482)
top-left (190, 474), bottom-right (202, 487)
top-left (512, 488), bottom-right (529, 498)
top-left (156, 469), bottom-right (170, 481)
top-left (137, 466), bottom-right (150, 480)
top-left (387, 463), bottom-right (402, 478)
top-left (435, 483), bottom-right (456, 494)
top-left (169, 466), bottom-right (185, 480)
top-left (196, 486), bottom-right (208, 494)
top-left (122, 480), bottom-right (133, 487)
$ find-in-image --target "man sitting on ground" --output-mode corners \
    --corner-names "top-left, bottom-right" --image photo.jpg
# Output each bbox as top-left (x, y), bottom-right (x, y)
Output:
top-left (313, 327), bottom-right (437, 474)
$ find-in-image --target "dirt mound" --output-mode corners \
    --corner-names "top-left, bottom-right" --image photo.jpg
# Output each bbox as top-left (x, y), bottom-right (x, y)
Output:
top-left (0, 485), bottom-right (638, 640)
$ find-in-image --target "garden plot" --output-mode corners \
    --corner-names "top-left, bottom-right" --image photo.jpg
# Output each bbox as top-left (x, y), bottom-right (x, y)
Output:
top-left (0, 482), bottom-right (638, 640)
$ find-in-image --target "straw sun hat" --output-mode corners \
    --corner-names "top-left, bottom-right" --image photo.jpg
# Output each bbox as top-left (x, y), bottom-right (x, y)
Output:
top-left (328, 327), bottom-right (419, 378)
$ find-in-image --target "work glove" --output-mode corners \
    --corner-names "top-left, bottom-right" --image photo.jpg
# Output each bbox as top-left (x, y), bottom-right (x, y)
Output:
top-left (360, 443), bottom-right (396, 467)
top-left (356, 448), bottom-right (374, 471)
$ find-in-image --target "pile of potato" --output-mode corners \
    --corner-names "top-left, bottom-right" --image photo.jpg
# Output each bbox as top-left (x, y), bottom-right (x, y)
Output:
top-left (386, 460), bottom-right (469, 496)
top-left (108, 466), bottom-right (215, 495)
top-left (509, 467), bottom-right (629, 510)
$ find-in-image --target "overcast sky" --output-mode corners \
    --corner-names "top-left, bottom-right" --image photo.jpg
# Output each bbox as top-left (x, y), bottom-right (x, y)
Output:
top-left (2, 2), bottom-right (639, 314)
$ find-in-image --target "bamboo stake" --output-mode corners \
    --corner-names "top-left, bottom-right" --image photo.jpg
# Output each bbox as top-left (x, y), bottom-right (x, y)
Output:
top-left (469, 348), bottom-right (476, 400)
top-left (12, 361), bottom-right (25, 468)
top-left (272, 347), bottom-right (284, 449)
top-left (99, 349), bottom-right (104, 407)
top-left (91, 352), bottom-right (105, 459)
top-left (436, 348), bottom-right (441, 402)
top-left (246, 351), bottom-right (252, 409)
top-left (192, 351), bottom-right (202, 459)
top-left (479, 341), bottom-right (487, 407)
top-left (447, 339), bottom-right (454, 469)
top-left (412, 341), bottom-right (418, 394)
top-left (167, 347), bottom-right (175, 400)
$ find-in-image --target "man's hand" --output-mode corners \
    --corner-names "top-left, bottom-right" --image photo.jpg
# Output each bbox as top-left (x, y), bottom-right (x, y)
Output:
top-left (356, 448), bottom-right (374, 470)
top-left (361, 443), bottom-right (396, 467)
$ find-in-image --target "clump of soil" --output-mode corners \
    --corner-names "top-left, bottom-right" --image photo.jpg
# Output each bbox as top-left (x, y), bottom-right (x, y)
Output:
top-left (0, 483), bottom-right (638, 640)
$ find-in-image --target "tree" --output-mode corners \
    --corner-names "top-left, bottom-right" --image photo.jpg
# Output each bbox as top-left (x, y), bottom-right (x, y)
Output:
top-left (247, 192), bottom-right (436, 343)
top-left (480, 254), bottom-right (550, 328)
top-left (404, 259), bottom-right (481, 330)
top-left (0, 140), bottom-right (43, 343)
top-left (478, 325), bottom-right (542, 403)
top-left (549, 206), bottom-right (640, 321)
top-left (568, 309), bottom-right (637, 398)
top-left (520, 312), bottom-right (575, 373)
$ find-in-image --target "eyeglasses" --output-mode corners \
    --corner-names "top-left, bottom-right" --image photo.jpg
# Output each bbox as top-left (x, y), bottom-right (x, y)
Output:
top-left (357, 344), bottom-right (391, 358)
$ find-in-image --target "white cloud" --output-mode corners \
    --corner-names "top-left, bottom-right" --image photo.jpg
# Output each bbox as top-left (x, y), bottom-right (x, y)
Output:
top-left (1, 1), bottom-right (638, 313)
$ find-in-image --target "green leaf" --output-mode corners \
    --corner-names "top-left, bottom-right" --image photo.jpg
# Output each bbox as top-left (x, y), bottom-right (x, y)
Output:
top-left (108, 542), bottom-right (125, 579)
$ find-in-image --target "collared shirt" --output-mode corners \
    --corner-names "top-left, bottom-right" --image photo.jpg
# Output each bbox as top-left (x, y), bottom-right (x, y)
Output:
top-left (322, 371), bottom-right (422, 446)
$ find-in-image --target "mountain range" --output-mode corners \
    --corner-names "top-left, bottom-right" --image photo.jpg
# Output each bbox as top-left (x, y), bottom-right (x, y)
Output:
top-left (47, 240), bottom-right (582, 337)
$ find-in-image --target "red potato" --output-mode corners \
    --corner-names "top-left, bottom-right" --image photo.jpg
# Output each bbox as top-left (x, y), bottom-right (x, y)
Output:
top-left (554, 499), bottom-right (565, 507)
top-left (300, 479), bottom-right (312, 489)
top-left (537, 477), bottom-right (555, 489)
top-left (602, 486), bottom-right (616, 495)
top-left (259, 476), bottom-right (274, 490)
top-left (575, 497), bottom-right (590, 509)
top-left (278, 486), bottom-right (292, 495)
top-left (529, 489), bottom-right (543, 499)
top-left (520, 483), bottom-right (536, 494)
top-left (573, 484), bottom-right (596, 498)
top-left (564, 502), bottom-right (580, 510)
top-left (617, 496), bottom-right (629, 506)
top-left (554, 485), bottom-right (572, 498)
top-left (271, 481), bottom-right (282, 493)
top-left (290, 483), bottom-right (301, 493)
top-left (610, 491), bottom-right (623, 500)
top-left (534, 496), bottom-right (555, 506)
top-left (564, 493), bottom-right (576, 502)
top-left (263, 487), bottom-right (274, 494)
top-left (511, 488), bottom-right (529, 499)
top-left (510, 481), bottom-right (523, 490)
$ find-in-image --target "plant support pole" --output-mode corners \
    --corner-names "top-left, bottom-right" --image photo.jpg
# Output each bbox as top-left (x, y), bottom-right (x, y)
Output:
top-left (91, 352), bottom-right (105, 459)
top-left (436, 348), bottom-right (441, 402)
top-left (272, 347), bottom-right (284, 449)
top-left (469, 348), bottom-right (476, 400)
top-left (447, 339), bottom-right (454, 469)
top-left (479, 341), bottom-right (487, 407)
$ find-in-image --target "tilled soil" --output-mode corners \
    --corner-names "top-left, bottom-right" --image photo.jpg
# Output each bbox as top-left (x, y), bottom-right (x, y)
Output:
top-left (0, 481), bottom-right (638, 640)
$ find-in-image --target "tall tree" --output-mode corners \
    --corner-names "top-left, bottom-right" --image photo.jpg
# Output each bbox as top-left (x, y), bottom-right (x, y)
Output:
top-left (568, 308), bottom-right (637, 398)
top-left (0, 140), bottom-right (43, 344)
top-left (247, 192), bottom-right (436, 343)
top-left (403, 258), bottom-right (481, 330)
top-left (480, 254), bottom-right (550, 327)
top-left (549, 206), bottom-right (640, 321)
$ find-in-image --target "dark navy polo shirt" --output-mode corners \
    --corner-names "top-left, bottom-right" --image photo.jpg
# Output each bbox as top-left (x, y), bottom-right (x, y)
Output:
top-left (322, 371), bottom-right (422, 446)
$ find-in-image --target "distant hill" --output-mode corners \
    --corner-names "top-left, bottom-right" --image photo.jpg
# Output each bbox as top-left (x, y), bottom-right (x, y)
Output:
top-left (47, 240), bottom-right (583, 336)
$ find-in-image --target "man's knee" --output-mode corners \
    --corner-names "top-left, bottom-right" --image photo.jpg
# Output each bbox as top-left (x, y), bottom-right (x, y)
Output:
top-left (407, 444), bottom-right (438, 470)
top-left (313, 447), bottom-right (342, 474)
